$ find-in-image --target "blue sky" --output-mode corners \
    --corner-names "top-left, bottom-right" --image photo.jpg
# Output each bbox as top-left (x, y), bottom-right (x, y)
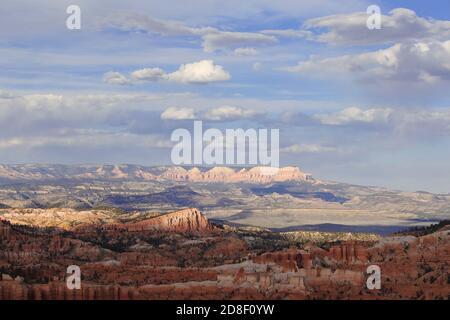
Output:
top-left (1, 0), bottom-right (450, 192)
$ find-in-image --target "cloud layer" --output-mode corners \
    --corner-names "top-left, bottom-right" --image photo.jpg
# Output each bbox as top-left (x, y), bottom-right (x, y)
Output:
top-left (160, 105), bottom-right (262, 121)
top-left (104, 60), bottom-right (231, 85)
top-left (100, 13), bottom-right (277, 52)
top-left (304, 8), bottom-right (450, 45)
top-left (281, 40), bottom-right (450, 84)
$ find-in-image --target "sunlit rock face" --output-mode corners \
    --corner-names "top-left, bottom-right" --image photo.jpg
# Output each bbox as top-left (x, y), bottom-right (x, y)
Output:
top-left (103, 208), bottom-right (213, 233)
top-left (160, 166), bottom-right (312, 183)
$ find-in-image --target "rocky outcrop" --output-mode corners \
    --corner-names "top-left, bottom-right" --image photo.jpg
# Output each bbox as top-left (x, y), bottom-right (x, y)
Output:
top-left (119, 208), bottom-right (213, 233)
top-left (75, 208), bottom-right (213, 234)
top-left (0, 208), bottom-right (212, 234)
top-left (328, 242), bottom-right (370, 263)
top-left (252, 249), bottom-right (302, 272)
top-left (0, 208), bottom-right (119, 230)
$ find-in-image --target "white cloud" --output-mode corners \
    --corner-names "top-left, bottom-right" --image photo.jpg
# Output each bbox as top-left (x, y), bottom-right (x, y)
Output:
top-left (315, 107), bottom-right (393, 125)
top-left (304, 8), bottom-right (450, 46)
top-left (311, 106), bottom-right (450, 138)
top-left (130, 67), bottom-right (166, 81)
top-left (160, 105), bottom-right (262, 121)
top-left (233, 47), bottom-right (258, 56)
top-left (100, 13), bottom-right (277, 52)
top-left (389, 109), bottom-right (450, 137)
top-left (100, 8), bottom-right (443, 51)
top-left (102, 71), bottom-right (131, 85)
top-left (165, 60), bottom-right (231, 84)
top-left (104, 60), bottom-right (231, 85)
top-left (160, 107), bottom-right (197, 120)
top-left (203, 105), bottom-right (261, 121)
top-left (0, 90), bottom-right (193, 132)
top-left (99, 7), bottom-right (448, 53)
top-left (98, 13), bottom-right (215, 37)
top-left (0, 0), bottom-right (373, 53)
top-left (281, 40), bottom-right (450, 84)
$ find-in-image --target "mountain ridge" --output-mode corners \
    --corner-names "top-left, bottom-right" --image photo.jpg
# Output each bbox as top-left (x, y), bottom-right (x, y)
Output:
top-left (0, 164), bottom-right (312, 184)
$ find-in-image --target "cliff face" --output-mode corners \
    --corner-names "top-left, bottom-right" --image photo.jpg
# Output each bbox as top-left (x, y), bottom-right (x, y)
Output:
top-left (1, 208), bottom-right (213, 234)
top-left (117, 208), bottom-right (213, 233)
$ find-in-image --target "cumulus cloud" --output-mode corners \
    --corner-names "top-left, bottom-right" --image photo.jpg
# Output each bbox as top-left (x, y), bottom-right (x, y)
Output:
top-left (160, 107), bottom-right (197, 120)
top-left (0, 90), bottom-right (193, 137)
top-left (203, 106), bottom-right (261, 121)
top-left (304, 8), bottom-right (450, 46)
top-left (310, 106), bottom-right (450, 139)
top-left (97, 8), bottom-right (450, 54)
top-left (281, 40), bottom-right (450, 84)
top-left (130, 67), bottom-right (166, 81)
top-left (315, 107), bottom-right (393, 125)
top-left (0, 90), bottom-right (191, 155)
top-left (160, 105), bottom-right (263, 121)
top-left (102, 71), bottom-right (131, 85)
top-left (100, 8), bottom-right (450, 53)
top-left (104, 60), bottom-right (231, 85)
top-left (165, 60), bottom-right (231, 84)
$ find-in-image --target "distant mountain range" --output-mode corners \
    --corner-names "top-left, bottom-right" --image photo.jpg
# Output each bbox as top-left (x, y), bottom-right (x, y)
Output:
top-left (0, 164), bottom-right (449, 234)
top-left (0, 164), bottom-right (312, 184)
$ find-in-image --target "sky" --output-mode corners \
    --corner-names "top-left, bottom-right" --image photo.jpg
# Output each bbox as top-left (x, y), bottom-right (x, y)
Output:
top-left (0, 0), bottom-right (450, 192)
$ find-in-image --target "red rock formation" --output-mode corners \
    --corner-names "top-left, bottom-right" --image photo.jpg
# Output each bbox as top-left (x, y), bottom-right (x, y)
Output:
top-left (328, 242), bottom-right (369, 264)
top-left (127, 208), bottom-right (212, 233)
top-left (159, 166), bottom-right (312, 183)
top-left (83, 208), bottom-right (212, 234)
top-left (253, 248), bottom-right (302, 272)
top-left (0, 219), bottom-right (11, 239)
